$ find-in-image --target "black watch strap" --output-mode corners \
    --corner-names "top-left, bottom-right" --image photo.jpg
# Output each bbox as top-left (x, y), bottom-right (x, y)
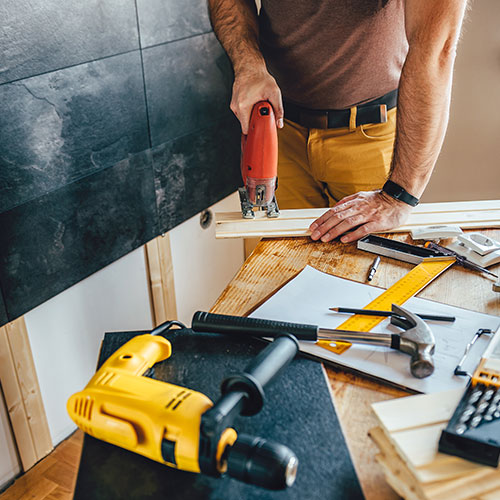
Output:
top-left (382, 180), bottom-right (419, 207)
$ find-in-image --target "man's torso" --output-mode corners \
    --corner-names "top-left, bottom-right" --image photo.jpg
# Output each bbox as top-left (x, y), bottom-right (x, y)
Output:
top-left (259, 0), bottom-right (408, 109)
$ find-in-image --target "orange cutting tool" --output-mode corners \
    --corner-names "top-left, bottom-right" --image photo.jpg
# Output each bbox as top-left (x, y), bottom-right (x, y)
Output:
top-left (239, 101), bottom-right (279, 219)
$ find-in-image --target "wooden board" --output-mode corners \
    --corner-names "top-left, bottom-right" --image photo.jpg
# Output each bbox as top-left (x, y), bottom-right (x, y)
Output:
top-left (370, 390), bottom-right (500, 499)
top-left (215, 200), bottom-right (500, 238)
top-left (370, 426), bottom-right (500, 500)
top-left (0, 317), bottom-right (53, 471)
top-left (145, 234), bottom-right (178, 326)
top-left (209, 229), bottom-right (500, 500)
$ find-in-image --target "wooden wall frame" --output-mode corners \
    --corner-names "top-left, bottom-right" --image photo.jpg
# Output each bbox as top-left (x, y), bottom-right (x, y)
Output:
top-left (145, 234), bottom-right (178, 326)
top-left (0, 317), bottom-right (53, 471)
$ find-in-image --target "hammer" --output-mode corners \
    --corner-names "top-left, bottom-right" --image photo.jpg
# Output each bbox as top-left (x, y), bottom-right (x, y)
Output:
top-left (192, 304), bottom-right (436, 379)
top-left (314, 304), bottom-right (435, 378)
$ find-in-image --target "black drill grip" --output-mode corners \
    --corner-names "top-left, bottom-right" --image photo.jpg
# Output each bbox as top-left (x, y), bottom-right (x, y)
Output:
top-left (192, 311), bottom-right (318, 341)
top-left (221, 334), bottom-right (299, 416)
top-left (241, 334), bottom-right (299, 389)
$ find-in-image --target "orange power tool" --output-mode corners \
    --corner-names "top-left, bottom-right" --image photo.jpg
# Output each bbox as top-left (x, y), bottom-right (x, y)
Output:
top-left (239, 101), bottom-right (279, 219)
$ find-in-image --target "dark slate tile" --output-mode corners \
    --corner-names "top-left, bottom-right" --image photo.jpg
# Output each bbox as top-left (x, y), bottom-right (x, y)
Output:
top-left (136, 0), bottom-right (211, 48)
top-left (143, 32), bottom-right (234, 146)
top-left (0, 51), bottom-right (149, 214)
top-left (153, 115), bottom-right (241, 233)
top-left (0, 151), bottom-right (158, 321)
top-left (0, 290), bottom-right (8, 327)
top-left (0, 0), bottom-right (139, 84)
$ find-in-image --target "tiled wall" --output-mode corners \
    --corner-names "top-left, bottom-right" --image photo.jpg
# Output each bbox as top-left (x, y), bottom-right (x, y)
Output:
top-left (0, 0), bottom-right (241, 326)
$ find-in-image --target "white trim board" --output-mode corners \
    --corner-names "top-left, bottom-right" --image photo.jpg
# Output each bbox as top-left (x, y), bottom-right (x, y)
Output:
top-left (215, 200), bottom-right (500, 239)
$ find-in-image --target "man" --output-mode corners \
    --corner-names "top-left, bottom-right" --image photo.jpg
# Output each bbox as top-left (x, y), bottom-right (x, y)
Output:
top-left (208, 0), bottom-right (468, 242)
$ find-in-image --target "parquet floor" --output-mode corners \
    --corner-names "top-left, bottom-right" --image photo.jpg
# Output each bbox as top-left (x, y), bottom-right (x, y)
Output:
top-left (0, 430), bottom-right (83, 500)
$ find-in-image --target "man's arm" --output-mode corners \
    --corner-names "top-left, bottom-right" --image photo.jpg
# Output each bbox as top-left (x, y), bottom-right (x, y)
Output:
top-left (309, 0), bottom-right (468, 243)
top-left (208, 0), bottom-right (283, 134)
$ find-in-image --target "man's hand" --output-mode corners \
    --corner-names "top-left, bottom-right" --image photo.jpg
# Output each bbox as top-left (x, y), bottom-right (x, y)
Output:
top-left (231, 67), bottom-right (284, 135)
top-left (309, 190), bottom-right (413, 243)
top-left (208, 0), bottom-right (284, 134)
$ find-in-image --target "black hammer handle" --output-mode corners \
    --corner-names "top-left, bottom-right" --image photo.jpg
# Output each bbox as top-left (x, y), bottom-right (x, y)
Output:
top-left (192, 311), bottom-right (318, 341)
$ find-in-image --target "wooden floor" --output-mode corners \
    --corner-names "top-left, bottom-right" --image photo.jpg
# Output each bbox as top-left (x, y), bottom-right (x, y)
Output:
top-left (0, 430), bottom-right (83, 500)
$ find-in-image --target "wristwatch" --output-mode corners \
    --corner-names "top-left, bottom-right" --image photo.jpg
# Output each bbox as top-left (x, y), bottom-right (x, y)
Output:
top-left (382, 180), bottom-right (419, 207)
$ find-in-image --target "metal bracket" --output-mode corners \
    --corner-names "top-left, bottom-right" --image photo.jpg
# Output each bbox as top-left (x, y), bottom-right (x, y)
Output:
top-left (454, 328), bottom-right (493, 377)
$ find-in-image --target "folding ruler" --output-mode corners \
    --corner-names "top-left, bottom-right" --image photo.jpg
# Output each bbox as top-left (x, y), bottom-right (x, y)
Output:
top-left (318, 256), bottom-right (456, 354)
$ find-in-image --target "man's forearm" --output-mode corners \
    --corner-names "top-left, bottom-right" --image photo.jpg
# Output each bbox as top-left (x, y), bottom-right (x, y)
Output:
top-left (389, 0), bottom-right (468, 199)
top-left (208, 0), bottom-right (265, 75)
top-left (389, 48), bottom-right (455, 198)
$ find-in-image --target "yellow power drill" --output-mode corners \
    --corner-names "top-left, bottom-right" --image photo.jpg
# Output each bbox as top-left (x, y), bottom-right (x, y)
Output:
top-left (67, 320), bottom-right (299, 490)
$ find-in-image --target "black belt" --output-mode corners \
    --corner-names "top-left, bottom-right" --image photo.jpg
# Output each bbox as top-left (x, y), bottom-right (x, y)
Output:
top-left (284, 89), bottom-right (398, 129)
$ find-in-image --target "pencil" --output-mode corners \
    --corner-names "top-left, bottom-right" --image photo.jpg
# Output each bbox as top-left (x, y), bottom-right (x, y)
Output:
top-left (329, 307), bottom-right (455, 322)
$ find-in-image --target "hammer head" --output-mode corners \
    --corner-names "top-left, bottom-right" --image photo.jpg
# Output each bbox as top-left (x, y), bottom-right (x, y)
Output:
top-left (391, 304), bottom-right (436, 378)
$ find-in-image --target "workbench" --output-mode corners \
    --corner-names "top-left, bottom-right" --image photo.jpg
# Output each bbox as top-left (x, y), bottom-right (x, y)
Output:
top-left (209, 230), bottom-right (500, 500)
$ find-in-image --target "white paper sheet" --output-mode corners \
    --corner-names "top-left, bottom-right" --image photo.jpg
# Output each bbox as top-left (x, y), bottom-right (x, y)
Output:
top-left (250, 266), bottom-right (500, 393)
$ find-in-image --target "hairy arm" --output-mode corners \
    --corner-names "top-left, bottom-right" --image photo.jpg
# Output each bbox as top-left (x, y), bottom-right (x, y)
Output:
top-left (208, 0), bottom-right (283, 133)
top-left (310, 0), bottom-right (468, 243)
top-left (390, 0), bottom-right (468, 197)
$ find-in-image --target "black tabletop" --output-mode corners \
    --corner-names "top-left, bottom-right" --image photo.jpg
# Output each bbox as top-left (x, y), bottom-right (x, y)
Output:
top-left (73, 328), bottom-right (364, 500)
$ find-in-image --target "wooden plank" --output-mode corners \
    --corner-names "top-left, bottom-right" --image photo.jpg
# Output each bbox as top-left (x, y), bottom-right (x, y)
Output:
top-left (215, 201), bottom-right (500, 238)
top-left (370, 426), bottom-right (500, 500)
top-left (372, 389), bottom-right (462, 433)
top-left (0, 324), bottom-right (37, 470)
top-left (369, 427), bottom-right (427, 500)
top-left (0, 317), bottom-right (53, 471)
top-left (371, 387), bottom-right (500, 491)
top-left (425, 468), bottom-right (500, 500)
top-left (5, 319), bottom-right (52, 462)
top-left (411, 200), bottom-right (500, 213)
top-left (243, 237), bottom-right (261, 260)
top-left (145, 235), bottom-right (178, 326)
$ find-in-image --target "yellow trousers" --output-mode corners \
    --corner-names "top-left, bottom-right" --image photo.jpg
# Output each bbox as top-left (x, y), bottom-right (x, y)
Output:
top-left (276, 108), bottom-right (397, 209)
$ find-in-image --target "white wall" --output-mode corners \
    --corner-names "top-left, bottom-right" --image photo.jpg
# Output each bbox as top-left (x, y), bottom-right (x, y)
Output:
top-left (0, 390), bottom-right (21, 491)
top-left (10, 192), bottom-right (242, 452)
top-left (24, 246), bottom-right (153, 446)
top-left (169, 192), bottom-right (244, 325)
top-left (423, 0), bottom-right (500, 202)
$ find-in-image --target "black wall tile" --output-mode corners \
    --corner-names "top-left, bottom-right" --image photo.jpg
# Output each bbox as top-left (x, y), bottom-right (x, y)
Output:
top-left (153, 115), bottom-right (241, 233)
top-left (0, 51), bottom-right (150, 214)
top-left (0, 291), bottom-right (7, 327)
top-left (0, 151), bottom-right (158, 322)
top-left (143, 32), bottom-right (234, 147)
top-left (136, 0), bottom-right (211, 48)
top-left (0, 0), bottom-right (139, 84)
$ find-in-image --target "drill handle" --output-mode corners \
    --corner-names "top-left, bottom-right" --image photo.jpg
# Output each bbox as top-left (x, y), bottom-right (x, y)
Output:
top-left (220, 334), bottom-right (299, 416)
top-left (192, 311), bottom-right (318, 341)
top-left (199, 335), bottom-right (299, 477)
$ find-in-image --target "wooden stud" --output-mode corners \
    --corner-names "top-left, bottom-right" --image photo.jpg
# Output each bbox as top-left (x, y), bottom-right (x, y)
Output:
top-left (215, 200), bottom-right (500, 239)
top-left (243, 238), bottom-right (261, 260)
top-left (145, 234), bottom-right (178, 326)
top-left (0, 317), bottom-right (53, 472)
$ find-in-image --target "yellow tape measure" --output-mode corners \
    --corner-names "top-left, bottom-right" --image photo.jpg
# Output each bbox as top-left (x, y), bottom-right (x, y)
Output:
top-left (318, 257), bottom-right (456, 354)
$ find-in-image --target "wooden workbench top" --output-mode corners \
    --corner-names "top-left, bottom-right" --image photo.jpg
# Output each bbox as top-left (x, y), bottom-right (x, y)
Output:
top-left (210, 231), bottom-right (500, 500)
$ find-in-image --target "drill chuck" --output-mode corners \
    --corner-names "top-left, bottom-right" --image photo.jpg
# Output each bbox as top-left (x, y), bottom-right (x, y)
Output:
top-left (225, 434), bottom-right (298, 490)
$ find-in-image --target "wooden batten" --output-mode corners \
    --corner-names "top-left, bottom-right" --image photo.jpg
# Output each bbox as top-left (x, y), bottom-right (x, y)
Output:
top-left (370, 389), bottom-right (500, 500)
top-left (215, 200), bottom-right (500, 239)
top-left (145, 234), bottom-right (178, 326)
top-left (0, 317), bottom-right (53, 471)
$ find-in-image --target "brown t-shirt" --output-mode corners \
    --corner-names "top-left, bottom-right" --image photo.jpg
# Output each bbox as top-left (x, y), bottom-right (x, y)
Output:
top-left (259, 0), bottom-right (408, 109)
